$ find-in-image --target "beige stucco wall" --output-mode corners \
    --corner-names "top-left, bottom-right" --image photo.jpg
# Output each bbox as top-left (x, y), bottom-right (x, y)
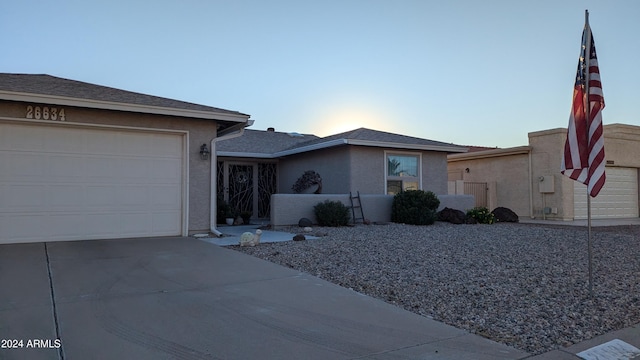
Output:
top-left (0, 100), bottom-right (218, 232)
top-left (448, 148), bottom-right (531, 217)
top-left (448, 123), bottom-right (640, 221)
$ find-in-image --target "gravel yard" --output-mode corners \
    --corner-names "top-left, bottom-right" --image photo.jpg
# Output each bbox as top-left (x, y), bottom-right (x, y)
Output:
top-left (232, 222), bottom-right (640, 355)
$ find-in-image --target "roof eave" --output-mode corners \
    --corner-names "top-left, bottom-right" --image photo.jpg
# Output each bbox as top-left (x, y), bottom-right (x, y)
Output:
top-left (346, 139), bottom-right (467, 153)
top-left (448, 146), bottom-right (532, 162)
top-left (0, 90), bottom-right (250, 122)
top-left (217, 151), bottom-right (275, 159)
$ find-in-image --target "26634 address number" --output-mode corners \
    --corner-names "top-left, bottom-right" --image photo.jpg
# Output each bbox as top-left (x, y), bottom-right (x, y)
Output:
top-left (26, 105), bottom-right (66, 121)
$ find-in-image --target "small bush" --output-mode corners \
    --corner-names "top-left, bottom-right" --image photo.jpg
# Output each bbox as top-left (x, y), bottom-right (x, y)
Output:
top-left (391, 190), bottom-right (440, 225)
top-left (466, 207), bottom-right (495, 224)
top-left (314, 200), bottom-right (350, 227)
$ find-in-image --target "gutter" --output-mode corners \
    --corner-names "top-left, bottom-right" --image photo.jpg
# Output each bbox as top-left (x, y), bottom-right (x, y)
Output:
top-left (210, 119), bottom-right (254, 236)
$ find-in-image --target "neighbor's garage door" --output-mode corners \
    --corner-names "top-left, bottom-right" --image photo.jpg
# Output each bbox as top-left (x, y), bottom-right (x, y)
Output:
top-left (0, 122), bottom-right (185, 244)
top-left (574, 167), bottom-right (639, 219)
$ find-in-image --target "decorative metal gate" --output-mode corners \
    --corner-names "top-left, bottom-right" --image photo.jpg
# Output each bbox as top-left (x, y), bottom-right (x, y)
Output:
top-left (464, 182), bottom-right (488, 208)
top-left (217, 161), bottom-right (277, 219)
top-left (228, 164), bottom-right (254, 215)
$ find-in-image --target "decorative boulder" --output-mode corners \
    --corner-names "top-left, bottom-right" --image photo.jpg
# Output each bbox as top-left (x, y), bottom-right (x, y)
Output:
top-left (293, 234), bottom-right (306, 241)
top-left (303, 227), bottom-right (313, 233)
top-left (298, 218), bottom-right (313, 227)
top-left (239, 229), bottom-right (263, 247)
top-left (492, 207), bottom-right (519, 222)
top-left (438, 207), bottom-right (467, 224)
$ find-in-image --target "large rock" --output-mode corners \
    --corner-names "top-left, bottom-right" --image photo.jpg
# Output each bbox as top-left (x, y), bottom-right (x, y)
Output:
top-left (492, 207), bottom-right (519, 222)
top-left (438, 207), bottom-right (467, 224)
top-left (298, 218), bottom-right (313, 227)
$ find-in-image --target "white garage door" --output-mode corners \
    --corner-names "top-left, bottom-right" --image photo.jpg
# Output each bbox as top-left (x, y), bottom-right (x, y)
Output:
top-left (0, 122), bottom-right (186, 244)
top-left (574, 167), bottom-right (639, 220)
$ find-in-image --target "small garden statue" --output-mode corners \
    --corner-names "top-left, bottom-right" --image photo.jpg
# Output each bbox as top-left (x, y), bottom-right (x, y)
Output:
top-left (239, 229), bottom-right (262, 247)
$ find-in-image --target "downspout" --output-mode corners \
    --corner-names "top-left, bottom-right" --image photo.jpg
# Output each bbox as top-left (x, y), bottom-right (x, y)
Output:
top-left (210, 120), bottom-right (254, 236)
top-left (528, 149), bottom-right (535, 219)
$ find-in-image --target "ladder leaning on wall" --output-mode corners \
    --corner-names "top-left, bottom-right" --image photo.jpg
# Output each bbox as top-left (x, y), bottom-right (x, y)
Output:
top-left (349, 191), bottom-right (365, 224)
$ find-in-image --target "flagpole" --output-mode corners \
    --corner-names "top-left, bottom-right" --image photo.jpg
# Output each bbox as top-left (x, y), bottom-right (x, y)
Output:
top-left (584, 9), bottom-right (594, 297)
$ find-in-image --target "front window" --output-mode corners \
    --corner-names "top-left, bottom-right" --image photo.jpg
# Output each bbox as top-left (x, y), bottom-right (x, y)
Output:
top-left (386, 153), bottom-right (420, 195)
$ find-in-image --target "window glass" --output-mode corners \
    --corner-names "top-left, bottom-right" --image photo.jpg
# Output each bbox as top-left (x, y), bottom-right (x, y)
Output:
top-left (387, 180), bottom-right (402, 195)
top-left (387, 155), bottom-right (418, 177)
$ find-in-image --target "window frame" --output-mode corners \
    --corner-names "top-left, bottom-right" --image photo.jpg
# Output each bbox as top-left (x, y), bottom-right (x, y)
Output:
top-left (384, 151), bottom-right (422, 194)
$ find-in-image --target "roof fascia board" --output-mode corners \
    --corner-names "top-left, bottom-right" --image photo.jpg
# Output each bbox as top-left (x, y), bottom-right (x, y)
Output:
top-left (345, 139), bottom-right (467, 153)
top-left (273, 139), bottom-right (348, 157)
top-left (217, 151), bottom-right (275, 159)
top-left (0, 90), bottom-right (249, 122)
top-left (448, 146), bottom-right (531, 162)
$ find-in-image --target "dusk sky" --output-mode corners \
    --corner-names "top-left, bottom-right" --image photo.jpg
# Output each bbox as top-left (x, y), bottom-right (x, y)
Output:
top-left (3, 0), bottom-right (639, 148)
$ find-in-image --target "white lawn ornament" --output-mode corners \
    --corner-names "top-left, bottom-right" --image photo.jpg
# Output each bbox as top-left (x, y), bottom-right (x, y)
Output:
top-left (239, 229), bottom-right (262, 247)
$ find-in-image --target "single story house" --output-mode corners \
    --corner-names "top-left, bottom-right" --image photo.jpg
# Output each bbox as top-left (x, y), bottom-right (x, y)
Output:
top-left (447, 123), bottom-right (640, 220)
top-left (216, 127), bottom-right (468, 222)
top-left (0, 73), bottom-right (251, 243)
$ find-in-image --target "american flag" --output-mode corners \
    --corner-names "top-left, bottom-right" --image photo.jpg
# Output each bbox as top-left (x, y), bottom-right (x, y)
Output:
top-left (561, 23), bottom-right (606, 198)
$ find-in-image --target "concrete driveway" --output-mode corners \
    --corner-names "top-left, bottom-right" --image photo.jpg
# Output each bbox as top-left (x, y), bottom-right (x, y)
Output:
top-left (1, 237), bottom-right (528, 359)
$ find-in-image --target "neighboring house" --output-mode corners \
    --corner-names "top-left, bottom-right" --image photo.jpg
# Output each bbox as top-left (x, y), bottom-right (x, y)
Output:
top-left (447, 123), bottom-right (640, 220)
top-left (216, 127), bottom-right (467, 220)
top-left (0, 73), bottom-right (251, 244)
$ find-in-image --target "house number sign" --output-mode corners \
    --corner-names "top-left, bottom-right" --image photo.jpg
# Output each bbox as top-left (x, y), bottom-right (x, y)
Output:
top-left (25, 105), bottom-right (66, 121)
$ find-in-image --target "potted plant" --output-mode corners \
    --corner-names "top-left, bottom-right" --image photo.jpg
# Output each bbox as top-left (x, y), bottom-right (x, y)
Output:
top-left (240, 211), bottom-right (252, 225)
top-left (225, 207), bottom-right (237, 225)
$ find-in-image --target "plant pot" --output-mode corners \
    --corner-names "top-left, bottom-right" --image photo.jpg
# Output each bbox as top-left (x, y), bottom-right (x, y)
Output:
top-left (225, 218), bottom-right (234, 226)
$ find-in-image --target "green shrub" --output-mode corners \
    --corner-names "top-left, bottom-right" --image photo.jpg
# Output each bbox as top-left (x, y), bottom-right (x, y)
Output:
top-left (314, 200), bottom-right (350, 227)
top-left (466, 207), bottom-right (495, 224)
top-left (391, 190), bottom-right (440, 225)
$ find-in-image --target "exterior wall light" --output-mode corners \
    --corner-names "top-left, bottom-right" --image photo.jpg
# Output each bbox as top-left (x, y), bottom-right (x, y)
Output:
top-left (199, 144), bottom-right (210, 160)
top-left (465, 168), bottom-right (470, 173)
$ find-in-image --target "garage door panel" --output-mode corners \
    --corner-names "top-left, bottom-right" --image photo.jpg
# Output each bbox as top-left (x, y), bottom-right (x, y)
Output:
top-left (48, 155), bottom-right (87, 181)
top-left (151, 159), bottom-right (182, 182)
top-left (152, 211), bottom-right (182, 233)
top-left (153, 134), bottom-right (184, 156)
top-left (574, 167), bottom-right (638, 219)
top-left (0, 123), bottom-right (185, 243)
top-left (4, 184), bottom-right (47, 209)
top-left (150, 186), bottom-right (181, 207)
top-left (5, 153), bottom-right (46, 181)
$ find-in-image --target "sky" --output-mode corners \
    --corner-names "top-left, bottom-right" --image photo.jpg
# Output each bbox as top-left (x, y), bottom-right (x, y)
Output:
top-left (2, 0), bottom-right (639, 148)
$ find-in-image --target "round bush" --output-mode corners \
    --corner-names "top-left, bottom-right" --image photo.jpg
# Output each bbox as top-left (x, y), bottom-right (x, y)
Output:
top-left (466, 207), bottom-right (495, 224)
top-left (314, 200), bottom-right (350, 227)
top-left (391, 190), bottom-right (440, 225)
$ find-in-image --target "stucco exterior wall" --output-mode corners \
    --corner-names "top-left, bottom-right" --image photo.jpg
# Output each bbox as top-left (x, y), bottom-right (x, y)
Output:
top-left (278, 146), bottom-right (351, 194)
top-left (0, 100), bottom-right (217, 232)
top-left (448, 124), bottom-right (640, 221)
top-left (448, 150), bottom-right (531, 217)
top-left (280, 145), bottom-right (451, 196)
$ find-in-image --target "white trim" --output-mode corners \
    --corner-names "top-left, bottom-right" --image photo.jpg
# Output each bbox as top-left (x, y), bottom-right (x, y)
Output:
top-left (217, 151), bottom-right (275, 159)
top-left (347, 139), bottom-right (466, 153)
top-left (273, 139), bottom-right (348, 157)
top-left (0, 116), bottom-right (190, 237)
top-left (0, 90), bottom-right (250, 122)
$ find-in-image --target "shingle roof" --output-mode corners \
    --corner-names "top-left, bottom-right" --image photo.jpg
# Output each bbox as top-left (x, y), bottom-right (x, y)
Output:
top-left (218, 127), bottom-right (466, 158)
top-left (217, 129), bottom-right (320, 155)
top-left (0, 73), bottom-right (248, 117)
top-left (289, 127), bottom-right (464, 151)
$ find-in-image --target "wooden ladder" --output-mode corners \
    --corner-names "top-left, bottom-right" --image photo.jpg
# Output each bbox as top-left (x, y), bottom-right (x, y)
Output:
top-left (349, 191), bottom-right (365, 224)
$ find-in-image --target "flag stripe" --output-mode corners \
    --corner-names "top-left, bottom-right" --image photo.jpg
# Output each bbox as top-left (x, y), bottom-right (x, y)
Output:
top-left (561, 23), bottom-right (606, 198)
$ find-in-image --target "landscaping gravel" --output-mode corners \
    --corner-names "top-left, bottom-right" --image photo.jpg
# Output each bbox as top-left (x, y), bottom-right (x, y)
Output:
top-left (232, 222), bottom-right (640, 355)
